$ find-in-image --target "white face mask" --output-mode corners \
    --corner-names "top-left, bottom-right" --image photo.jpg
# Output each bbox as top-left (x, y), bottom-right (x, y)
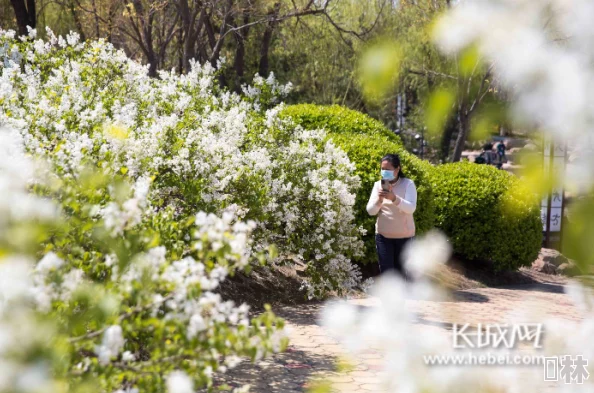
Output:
top-left (381, 169), bottom-right (395, 180)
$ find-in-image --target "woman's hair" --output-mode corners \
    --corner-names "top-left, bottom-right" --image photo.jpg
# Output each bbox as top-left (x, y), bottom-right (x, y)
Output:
top-left (381, 153), bottom-right (406, 179)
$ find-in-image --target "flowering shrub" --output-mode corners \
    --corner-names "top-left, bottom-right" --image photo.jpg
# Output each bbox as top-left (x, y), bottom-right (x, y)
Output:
top-left (0, 28), bottom-right (364, 299)
top-left (0, 26), bottom-right (365, 393)
top-left (0, 125), bottom-right (288, 393)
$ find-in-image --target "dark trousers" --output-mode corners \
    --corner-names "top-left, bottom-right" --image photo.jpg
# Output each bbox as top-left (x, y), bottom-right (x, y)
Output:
top-left (375, 234), bottom-right (412, 280)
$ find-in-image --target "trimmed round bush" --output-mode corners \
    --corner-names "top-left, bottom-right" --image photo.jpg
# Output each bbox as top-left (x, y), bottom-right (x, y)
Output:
top-left (281, 104), bottom-right (403, 141)
top-left (432, 162), bottom-right (542, 270)
top-left (281, 104), bottom-right (435, 264)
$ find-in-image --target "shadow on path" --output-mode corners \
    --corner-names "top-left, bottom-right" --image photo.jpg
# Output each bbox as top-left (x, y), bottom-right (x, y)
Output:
top-left (450, 291), bottom-right (490, 303)
top-left (496, 283), bottom-right (566, 294)
top-left (413, 316), bottom-right (457, 331)
top-left (276, 303), bottom-right (324, 325)
top-left (199, 302), bottom-right (336, 393)
top-left (200, 347), bottom-right (337, 393)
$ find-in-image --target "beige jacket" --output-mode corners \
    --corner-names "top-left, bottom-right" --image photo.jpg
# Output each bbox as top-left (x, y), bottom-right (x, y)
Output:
top-left (366, 177), bottom-right (417, 239)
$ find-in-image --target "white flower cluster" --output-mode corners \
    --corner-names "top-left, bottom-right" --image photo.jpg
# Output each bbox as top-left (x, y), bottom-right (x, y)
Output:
top-left (0, 256), bottom-right (34, 313)
top-left (0, 28), bottom-right (310, 393)
top-left (194, 211), bottom-right (256, 268)
top-left (242, 72), bottom-right (293, 106)
top-left (30, 251), bottom-right (85, 311)
top-left (117, 211), bottom-right (256, 344)
top-left (0, 124), bottom-right (61, 392)
top-left (96, 325), bottom-right (125, 365)
top-left (101, 176), bottom-right (153, 236)
top-left (0, 27), bottom-right (364, 296)
top-left (0, 304), bottom-right (58, 393)
top-left (166, 371), bottom-right (194, 393)
top-left (0, 127), bottom-right (56, 231)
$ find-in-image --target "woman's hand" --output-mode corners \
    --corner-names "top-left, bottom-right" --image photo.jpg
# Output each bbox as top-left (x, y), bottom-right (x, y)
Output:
top-left (377, 188), bottom-right (386, 202)
top-left (378, 188), bottom-right (396, 202)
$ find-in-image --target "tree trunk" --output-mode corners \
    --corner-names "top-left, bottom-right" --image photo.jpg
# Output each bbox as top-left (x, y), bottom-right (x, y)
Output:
top-left (178, 27), bottom-right (184, 73)
top-left (452, 112), bottom-right (470, 162)
top-left (10, 0), bottom-right (36, 35)
top-left (233, 11), bottom-right (250, 81)
top-left (209, 0), bottom-right (233, 68)
top-left (234, 33), bottom-right (246, 77)
top-left (68, 0), bottom-right (87, 42)
top-left (179, 0), bottom-right (202, 73)
top-left (27, 0), bottom-right (35, 29)
top-left (258, 2), bottom-right (280, 77)
top-left (107, 2), bottom-right (117, 43)
top-left (147, 52), bottom-right (158, 77)
top-left (258, 28), bottom-right (273, 77)
top-left (90, 0), bottom-right (100, 38)
top-left (440, 117), bottom-right (457, 163)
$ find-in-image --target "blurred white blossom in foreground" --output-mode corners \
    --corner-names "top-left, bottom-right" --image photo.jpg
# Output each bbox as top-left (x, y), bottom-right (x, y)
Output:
top-left (434, 0), bottom-right (594, 191)
top-left (322, 227), bottom-right (594, 391)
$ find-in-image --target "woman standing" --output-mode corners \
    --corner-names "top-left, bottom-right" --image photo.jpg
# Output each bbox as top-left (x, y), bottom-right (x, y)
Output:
top-left (366, 154), bottom-right (417, 279)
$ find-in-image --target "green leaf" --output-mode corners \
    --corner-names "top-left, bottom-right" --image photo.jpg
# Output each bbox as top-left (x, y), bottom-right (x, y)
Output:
top-left (425, 87), bottom-right (455, 136)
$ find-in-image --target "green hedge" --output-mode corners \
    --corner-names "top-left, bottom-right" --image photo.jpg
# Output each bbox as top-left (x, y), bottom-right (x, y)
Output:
top-left (281, 104), bottom-right (403, 141)
top-left (432, 162), bottom-right (542, 270)
top-left (281, 104), bottom-right (435, 264)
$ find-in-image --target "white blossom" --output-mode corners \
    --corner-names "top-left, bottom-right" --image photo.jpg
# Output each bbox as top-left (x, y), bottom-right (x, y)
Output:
top-left (121, 351), bottom-right (135, 363)
top-left (95, 325), bottom-right (125, 365)
top-left (188, 314), bottom-right (207, 338)
top-left (0, 256), bottom-right (33, 311)
top-left (36, 252), bottom-right (64, 273)
top-left (403, 230), bottom-right (451, 280)
top-left (434, 0), bottom-right (594, 192)
top-left (166, 371), bottom-right (193, 393)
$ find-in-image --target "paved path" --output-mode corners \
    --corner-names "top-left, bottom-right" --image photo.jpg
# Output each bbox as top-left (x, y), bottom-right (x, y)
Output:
top-left (206, 283), bottom-right (587, 392)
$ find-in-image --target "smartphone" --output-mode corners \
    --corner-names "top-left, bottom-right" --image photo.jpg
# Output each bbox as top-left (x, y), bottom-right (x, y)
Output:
top-left (381, 179), bottom-right (390, 192)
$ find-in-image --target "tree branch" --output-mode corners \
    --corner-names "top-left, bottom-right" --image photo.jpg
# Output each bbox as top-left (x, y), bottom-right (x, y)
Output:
top-left (407, 68), bottom-right (457, 80)
top-left (469, 64), bottom-right (494, 114)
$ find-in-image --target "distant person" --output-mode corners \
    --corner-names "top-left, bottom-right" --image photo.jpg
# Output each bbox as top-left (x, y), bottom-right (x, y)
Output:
top-left (496, 141), bottom-right (507, 169)
top-left (366, 154), bottom-right (417, 280)
top-left (475, 143), bottom-right (499, 167)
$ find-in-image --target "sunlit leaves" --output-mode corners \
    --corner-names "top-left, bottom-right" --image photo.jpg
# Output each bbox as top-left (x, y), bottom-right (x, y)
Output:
top-left (468, 102), bottom-right (507, 142)
top-left (425, 87), bottom-right (455, 136)
top-left (458, 45), bottom-right (481, 78)
top-left (357, 40), bottom-right (402, 103)
top-left (563, 192), bottom-right (594, 274)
